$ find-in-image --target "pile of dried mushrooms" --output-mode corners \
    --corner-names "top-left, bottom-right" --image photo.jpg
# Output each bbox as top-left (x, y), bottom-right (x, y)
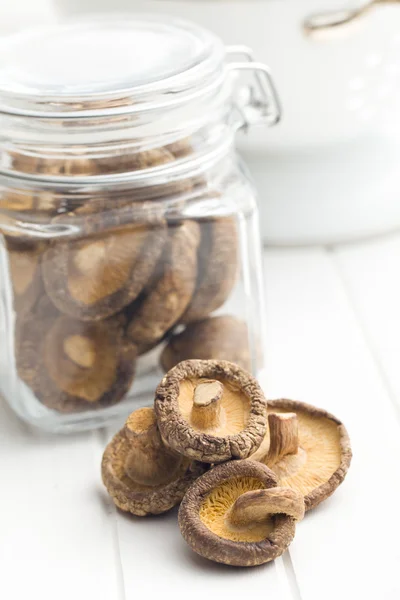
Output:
top-left (102, 358), bottom-right (352, 567)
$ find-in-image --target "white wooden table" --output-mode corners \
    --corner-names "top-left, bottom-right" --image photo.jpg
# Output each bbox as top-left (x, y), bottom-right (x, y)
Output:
top-left (1, 234), bottom-right (400, 600)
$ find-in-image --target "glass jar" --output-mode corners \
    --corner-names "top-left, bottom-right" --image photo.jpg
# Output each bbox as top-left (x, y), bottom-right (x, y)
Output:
top-left (0, 15), bottom-right (280, 432)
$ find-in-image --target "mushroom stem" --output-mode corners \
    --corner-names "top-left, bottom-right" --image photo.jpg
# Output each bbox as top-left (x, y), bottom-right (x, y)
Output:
top-left (191, 379), bottom-right (223, 430)
top-left (266, 413), bottom-right (299, 465)
top-left (123, 408), bottom-right (182, 486)
top-left (227, 487), bottom-right (305, 529)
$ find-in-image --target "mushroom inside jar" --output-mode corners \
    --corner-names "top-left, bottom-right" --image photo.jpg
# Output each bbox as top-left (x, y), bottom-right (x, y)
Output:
top-left (160, 315), bottom-right (251, 372)
top-left (16, 311), bottom-right (137, 413)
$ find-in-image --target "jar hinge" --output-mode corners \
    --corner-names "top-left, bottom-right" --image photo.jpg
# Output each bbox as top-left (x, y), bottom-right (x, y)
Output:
top-left (226, 45), bottom-right (282, 131)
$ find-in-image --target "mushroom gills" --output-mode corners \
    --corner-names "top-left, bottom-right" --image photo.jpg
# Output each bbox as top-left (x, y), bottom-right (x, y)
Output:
top-left (179, 378), bottom-right (250, 435)
top-left (179, 460), bottom-right (304, 567)
top-left (45, 319), bottom-right (119, 402)
top-left (200, 477), bottom-right (304, 544)
top-left (16, 311), bottom-right (136, 412)
top-left (199, 477), bottom-right (273, 542)
top-left (260, 409), bottom-right (343, 498)
top-left (42, 217), bottom-right (166, 321)
top-left (155, 359), bottom-right (268, 463)
top-left (67, 228), bottom-right (147, 306)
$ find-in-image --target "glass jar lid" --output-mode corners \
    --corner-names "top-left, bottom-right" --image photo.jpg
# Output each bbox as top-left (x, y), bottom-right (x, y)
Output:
top-left (0, 15), bottom-right (226, 117)
top-left (0, 16), bottom-right (281, 187)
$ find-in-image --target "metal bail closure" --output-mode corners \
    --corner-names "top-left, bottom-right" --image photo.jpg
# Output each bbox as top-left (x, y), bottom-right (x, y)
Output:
top-left (226, 45), bottom-right (282, 131)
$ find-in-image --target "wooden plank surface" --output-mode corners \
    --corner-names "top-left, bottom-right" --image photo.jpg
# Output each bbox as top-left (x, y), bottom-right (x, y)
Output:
top-left (1, 241), bottom-right (400, 599)
top-left (263, 247), bottom-right (400, 600)
top-left (334, 234), bottom-right (400, 416)
top-left (0, 401), bottom-right (122, 600)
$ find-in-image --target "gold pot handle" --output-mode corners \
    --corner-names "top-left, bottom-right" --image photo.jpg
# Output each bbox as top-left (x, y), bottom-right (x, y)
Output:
top-left (304, 0), bottom-right (400, 34)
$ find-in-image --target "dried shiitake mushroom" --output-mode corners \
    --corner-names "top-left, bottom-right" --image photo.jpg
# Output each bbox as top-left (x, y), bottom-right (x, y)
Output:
top-left (154, 359), bottom-right (267, 463)
top-left (126, 221), bottom-right (200, 353)
top-left (0, 190), bottom-right (67, 247)
top-left (95, 147), bottom-right (175, 175)
top-left (102, 407), bottom-right (207, 516)
top-left (10, 150), bottom-right (98, 177)
top-left (0, 189), bottom-right (61, 215)
top-left (251, 399), bottom-right (352, 511)
top-left (6, 239), bottom-right (45, 315)
top-left (165, 139), bottom-right (193, 160)
top-left (42, 211), bottom-right (166, 321)
top-left (160, 315), bottom-right (251, 372)
top-left (16, 313), bottom-right (136, 413)
top-left (181, 217), bottom-right (239, 323)
top-left (179, 460), bottom-right (304, 567)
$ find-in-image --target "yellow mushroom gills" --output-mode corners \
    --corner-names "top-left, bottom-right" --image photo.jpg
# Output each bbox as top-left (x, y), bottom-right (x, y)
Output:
top-left (179, 460), bottom-right (304, 566)
top-left (253, 400), bottom-right (352, 511)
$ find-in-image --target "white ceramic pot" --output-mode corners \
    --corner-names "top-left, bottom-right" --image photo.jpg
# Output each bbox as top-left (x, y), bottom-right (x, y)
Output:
top-left (54, 0), bottom-right (400, 148)
top-left (53, 0), bottom-right (400, 243)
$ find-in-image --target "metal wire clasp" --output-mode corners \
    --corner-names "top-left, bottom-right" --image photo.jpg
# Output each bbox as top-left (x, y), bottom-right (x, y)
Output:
top-left (226, 45), bottom-right (282, 131)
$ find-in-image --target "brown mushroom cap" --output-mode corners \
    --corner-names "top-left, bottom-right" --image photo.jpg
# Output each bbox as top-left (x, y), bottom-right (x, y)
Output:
top-left (0, 188), bottom-right (61, 215)
top-left (180, 217), bottom-right (238, 324)
top-left (165, 139), bottom-right (193, 160)
top-left (6, 239), bottom-right (45, 315)
top-left (160, 315), bottom-right (251, 372)
top-left (178, 460), bottom-right (304, 567)
top-left (10, 150), bottom-right (98, 177)
top-left (42, 210), bottom-right (166, 321)
top-left (126, 221), bottom-right (200, 352)
top-left (154, 359), bottom-right (267, 463)
top-left (16, 312), bottom-right (136, 413)
top-left (102, 407), bottom-right (207, 516)
top-left (252, 399), bottom-right (352, 511)
top-left (95, 147), bottom-right (175, 175)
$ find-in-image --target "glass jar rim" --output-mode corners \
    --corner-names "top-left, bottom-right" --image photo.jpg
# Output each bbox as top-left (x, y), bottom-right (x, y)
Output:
top-left (0, 133), bottom-right (235, 189)
top-left (0, 14), bottom-right (226, 119)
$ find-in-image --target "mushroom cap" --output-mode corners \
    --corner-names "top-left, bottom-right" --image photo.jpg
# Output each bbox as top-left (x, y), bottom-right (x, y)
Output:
top-left (160, 315), bottom-right (251, 372)
top-left (42, 209), bottom-right (166, 321)
top-left (6, 240), bottom-right (45, 315)
top-left (165, 139), bottom-right (193, 159)
top-left (154, 359), bottom-right (268, 463)
top-left (95, 147), bottom-right (175, 175)
top-left (0, 188), bottom-right (60, 216)
top-left (10, 149), bottom-right (98, 177)
top-left (16, 312), bottom-right (136, 413)
top-left (178, 460), bottom-right (300, 567)
top-left (102, 421), bottom-right (207, 516)
top-left (180, 217), bottom-right (238, 324)
top-left (264, 399), bottom-right (352, 511)
top-left (126, 221), bottom-right (200, 351)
